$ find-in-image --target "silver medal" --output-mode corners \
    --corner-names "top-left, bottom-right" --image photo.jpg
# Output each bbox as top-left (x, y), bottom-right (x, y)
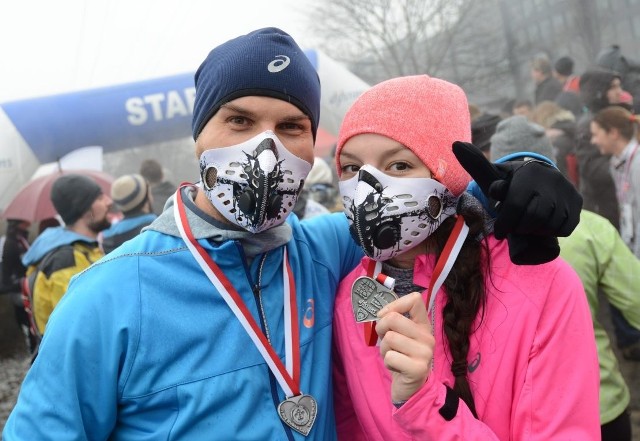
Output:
top-left (278, 394), bottom-right (317, 436)
top-left (351, 276), bottom-right (398, 323)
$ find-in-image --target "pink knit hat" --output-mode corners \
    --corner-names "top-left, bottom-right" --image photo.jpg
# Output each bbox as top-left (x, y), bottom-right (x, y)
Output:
top-left (336, 75), bottom-right (472, 196)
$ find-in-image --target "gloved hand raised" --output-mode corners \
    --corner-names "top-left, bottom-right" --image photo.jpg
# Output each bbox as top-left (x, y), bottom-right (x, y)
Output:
top-left (452, 141), bottom-right (583, 264)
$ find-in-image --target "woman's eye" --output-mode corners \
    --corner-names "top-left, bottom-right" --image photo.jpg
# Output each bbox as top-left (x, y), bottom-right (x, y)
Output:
top-left (389, 162), bottom-right (410, 171)
top-left (341, 164), bottom-right (360, 175)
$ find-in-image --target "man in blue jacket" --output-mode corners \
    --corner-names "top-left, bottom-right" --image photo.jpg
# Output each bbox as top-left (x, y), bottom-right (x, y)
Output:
top-left (4, 28), bottom-right (583, 440)
top-left (5, 27), bottom-right (362, 440)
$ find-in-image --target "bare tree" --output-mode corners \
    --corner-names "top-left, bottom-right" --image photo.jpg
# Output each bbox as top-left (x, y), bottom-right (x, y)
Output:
top-left (307, 0), bottom-right (526, 110)
top-left (307, 0), bottom-right (473, 84)
top-left (569, 0), bottom-right (601, 62)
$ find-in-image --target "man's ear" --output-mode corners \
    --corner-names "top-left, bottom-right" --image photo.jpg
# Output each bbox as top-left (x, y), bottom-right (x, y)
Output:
top-left (611, 127), bottom-right (622, 140)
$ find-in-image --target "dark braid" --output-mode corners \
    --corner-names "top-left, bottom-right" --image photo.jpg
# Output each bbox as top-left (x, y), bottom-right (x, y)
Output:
top-left (430, 204), bottom-right (490, 419)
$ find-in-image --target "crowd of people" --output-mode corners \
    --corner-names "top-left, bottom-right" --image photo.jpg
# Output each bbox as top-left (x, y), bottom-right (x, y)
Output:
top-left (470, 49), bottom-right (640, 439)
top-left (0, 27), bottom-right (638, 440)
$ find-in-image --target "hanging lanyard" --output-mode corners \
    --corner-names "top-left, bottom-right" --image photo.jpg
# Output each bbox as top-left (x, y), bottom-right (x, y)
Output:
top-left (363, 215), bottom-right (469, 346)
top-left (173, 186), bottom-right (301, 397)
top-left (616, 142), bottom-right (639, 203)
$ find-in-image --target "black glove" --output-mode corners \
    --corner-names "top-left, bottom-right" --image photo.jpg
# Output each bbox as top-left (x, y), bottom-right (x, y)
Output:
top-left (452, 141), bottom-right (583, 265)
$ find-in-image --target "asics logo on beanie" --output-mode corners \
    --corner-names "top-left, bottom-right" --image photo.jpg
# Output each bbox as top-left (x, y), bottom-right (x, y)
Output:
top-left (268, 55), bottom-right (291, 73)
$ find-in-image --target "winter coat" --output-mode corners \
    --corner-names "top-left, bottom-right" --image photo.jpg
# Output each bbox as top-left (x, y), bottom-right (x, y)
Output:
top-left (333, 236), bottom-right (600, 440)
top-left (150, 181), bottom-right (177, 215)
top-left (534, 76), bottom-right (563, 104)
top-left (21, 226), bottom-right (102, 334)
top-left (574, 70), bottom-right (622, 227)
top-left (101, 213), bottom-right (157, 254)
top-left (545, 114), bottom-right (577, 185)
top-left (610, 139), bottom-right (640, 256)
top-left (3, 188), bottom-right (362, 440)
top-left (575, 112), bottom-right (620, 229)
top-left (559, 210), bottom-right (640, 424)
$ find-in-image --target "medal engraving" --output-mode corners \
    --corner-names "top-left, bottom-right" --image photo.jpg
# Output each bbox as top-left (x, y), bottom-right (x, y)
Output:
top-left (351, 276), bottom-right (398, 323)
top-left (278, 394), bottom-right (317, 436)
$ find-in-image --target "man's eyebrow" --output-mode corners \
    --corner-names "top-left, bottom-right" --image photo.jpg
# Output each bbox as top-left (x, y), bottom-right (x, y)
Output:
top-left (219, 103), bottom-right (309, 122)
top-left (281, 114), bottom-right (310, 122)
top-left (219, 103), bottom-right (255, 117)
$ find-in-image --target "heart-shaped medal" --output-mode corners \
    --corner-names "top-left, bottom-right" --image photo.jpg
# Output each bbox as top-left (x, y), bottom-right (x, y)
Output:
top-left (278, 394), bottom-right (317, 436)
top-left (351, 276), bottom-right (398, 323)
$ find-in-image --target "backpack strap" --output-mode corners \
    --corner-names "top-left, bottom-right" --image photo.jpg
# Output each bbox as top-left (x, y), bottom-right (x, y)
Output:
top-left (21, 272), bottom-right (41, 344)
top-left (20, 244), bottom-right (79, 350)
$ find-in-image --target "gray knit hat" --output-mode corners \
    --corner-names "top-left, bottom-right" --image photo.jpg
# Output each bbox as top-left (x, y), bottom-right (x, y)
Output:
top-left (489, 115), bottom-right (555, 162)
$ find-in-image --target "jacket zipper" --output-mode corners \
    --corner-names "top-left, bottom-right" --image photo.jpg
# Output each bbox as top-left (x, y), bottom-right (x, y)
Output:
top-left (236, 243), bottom-right (295, 441)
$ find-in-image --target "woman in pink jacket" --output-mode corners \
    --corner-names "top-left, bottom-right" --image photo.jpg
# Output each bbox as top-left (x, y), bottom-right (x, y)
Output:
top-left (332, 75), bottom-right (600, 440)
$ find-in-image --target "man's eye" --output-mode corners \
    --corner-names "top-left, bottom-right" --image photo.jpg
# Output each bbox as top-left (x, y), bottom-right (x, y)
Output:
top-left (228, 116), bottom-right (249, 125)
top-left (278, 122), bottom-right (307, 132)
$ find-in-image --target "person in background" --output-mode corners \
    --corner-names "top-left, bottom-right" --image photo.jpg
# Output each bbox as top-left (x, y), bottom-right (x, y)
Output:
top-left (596, 44), bottom-right (640, 113)
top-left (37, 218), bottom-right (60, 235)
top-left (293, 157), bottom-right (333, 219)
top-left (530, 100), bottom-right (578, 185)
top-left (470, 113), bottom-right (501, 159)
top-left (489, 116), bottom-right (639, 441)
top-left (591, 105), bottom-right (640, 257)
top-left (21, 174), bottom-right (110, 335)
top-left (555, 88), bottom-right (584, 120)
top-left (139, 159), bottom-right (176, 215)
top-left (531, 54), bottom-right (563, 105)
top-left (306, 157), bottom-right (340, 212)
top-left (511, 99), bottom-right (533, 118)
top-left (468, 103), bottom-right (482, 121)
top-left (553, 55), bottom-right (580, 93)
top-left (576, 67), bottom-right (623, 229)
top-left (559, 211), bottom-right (639, 440)
top-left (1, 219), bottom-right (37, 352)
top-left (590, 105), bottom-right (640, 362)
top-left (489, 115), bottom-right (554, 162)
top-left (332, 75), bottom-right (599, 440)
top-left (552, 55), bottom-right (584, 120)
top-left (499, 98), bottom-right (516, 119)
top-left (101, 174), bottom-right (157, 254)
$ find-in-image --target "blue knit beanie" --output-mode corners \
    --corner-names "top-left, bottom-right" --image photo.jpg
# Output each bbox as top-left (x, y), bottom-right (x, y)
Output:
top-left (192, 27), bottom-right (320, 141)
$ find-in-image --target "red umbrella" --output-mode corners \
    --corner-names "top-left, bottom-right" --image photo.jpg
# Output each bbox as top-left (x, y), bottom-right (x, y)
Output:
top-left (1, 169), bottom-right (114, 223)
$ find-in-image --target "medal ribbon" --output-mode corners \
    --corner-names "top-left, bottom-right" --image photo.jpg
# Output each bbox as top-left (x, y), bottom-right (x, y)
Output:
top-left (174, 186), bottom-right (301, 397)
top-left (363, 215), bottom-right (469, 346)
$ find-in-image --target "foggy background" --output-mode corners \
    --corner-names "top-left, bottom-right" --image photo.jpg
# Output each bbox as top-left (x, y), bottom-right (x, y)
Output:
top-left (101, 0), bottom-right (640, 185)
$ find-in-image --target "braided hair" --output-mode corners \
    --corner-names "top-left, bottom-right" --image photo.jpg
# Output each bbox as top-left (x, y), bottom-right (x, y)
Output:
top-left (429, 201), bottom-right (491, 418)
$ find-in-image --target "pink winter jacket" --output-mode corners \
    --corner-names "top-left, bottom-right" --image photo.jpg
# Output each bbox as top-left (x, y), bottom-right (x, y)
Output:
top-left (332, 236), bottom-right (600, 440)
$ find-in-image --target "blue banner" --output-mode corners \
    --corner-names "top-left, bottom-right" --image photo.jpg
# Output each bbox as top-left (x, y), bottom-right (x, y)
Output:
top-left (0, 50), bottom-right (320, 164)
top-left (1, 72), bottom-right (195, 163)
